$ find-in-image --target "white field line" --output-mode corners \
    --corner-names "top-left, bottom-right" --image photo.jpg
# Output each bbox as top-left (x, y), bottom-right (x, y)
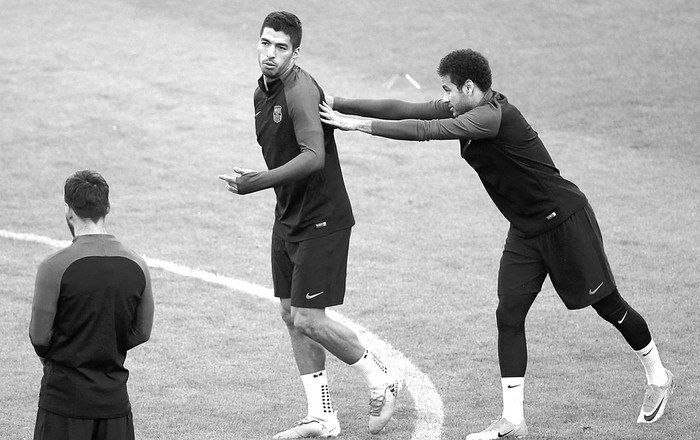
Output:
top-left (1, 229), bottom-right (444, 440)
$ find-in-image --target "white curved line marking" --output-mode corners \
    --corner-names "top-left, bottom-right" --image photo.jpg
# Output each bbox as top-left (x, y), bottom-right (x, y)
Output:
top-left (1, 229), bottom-right (444, 440)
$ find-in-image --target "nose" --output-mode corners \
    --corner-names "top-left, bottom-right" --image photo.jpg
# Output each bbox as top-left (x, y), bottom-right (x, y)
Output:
top-left (442, 92), bottom-right (450, 103)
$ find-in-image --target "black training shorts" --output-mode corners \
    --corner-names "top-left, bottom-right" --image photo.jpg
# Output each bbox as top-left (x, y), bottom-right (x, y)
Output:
top-left (34, 407), bottom-right (135, 440)
top-left (271, 228), bottom-right (351, 308)
top-left (498, 204), bottom-right (616, 309)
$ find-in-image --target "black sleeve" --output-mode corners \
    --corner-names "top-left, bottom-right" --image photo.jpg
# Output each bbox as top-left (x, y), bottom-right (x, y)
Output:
top-left (335, 97), bottom-right (452, 120)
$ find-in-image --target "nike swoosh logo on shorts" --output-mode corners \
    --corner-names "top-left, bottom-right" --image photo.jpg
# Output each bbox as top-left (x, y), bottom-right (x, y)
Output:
top-left (306, 291), bottom-right (324, 299)
top-left (617, 310), bottom-right (628, 324)
top-left (589, 281), bottom-right (604, 295)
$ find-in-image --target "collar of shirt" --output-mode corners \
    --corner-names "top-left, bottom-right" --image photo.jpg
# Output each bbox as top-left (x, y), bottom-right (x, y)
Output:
top-left (257, 65), bottom-right (299, 95)
top-left (479, 89), bottom-right (495, 106)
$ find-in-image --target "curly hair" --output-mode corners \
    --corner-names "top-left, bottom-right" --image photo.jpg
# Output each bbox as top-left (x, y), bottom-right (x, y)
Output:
top-left (437, 49), bottom-right (492, 91)
top-left (64, 170), bottom-right (110, 222)
top-left (260, 11), bottom-right (302, 49)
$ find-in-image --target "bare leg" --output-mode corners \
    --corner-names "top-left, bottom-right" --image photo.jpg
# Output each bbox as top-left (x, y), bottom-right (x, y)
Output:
top-left (290, 305), bottom-right (365, 365)
top-left (280, 299), bottom-right (327, 374)
top-left (280, 300), bottom-right (397, 435)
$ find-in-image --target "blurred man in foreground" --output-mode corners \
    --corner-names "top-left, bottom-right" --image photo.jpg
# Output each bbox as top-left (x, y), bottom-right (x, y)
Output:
top-left (30, 169), bottom-right (154, 440)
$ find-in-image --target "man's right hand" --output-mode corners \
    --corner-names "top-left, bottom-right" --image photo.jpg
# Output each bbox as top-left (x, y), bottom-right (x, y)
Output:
top-left (319, 102), bottom-right (373, 134)
top-left (218, 167), bottom-right (258, 195)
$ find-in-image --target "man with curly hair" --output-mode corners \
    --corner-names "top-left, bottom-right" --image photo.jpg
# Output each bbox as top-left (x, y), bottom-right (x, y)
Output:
top-left (320, 49), bottom-right (673, 439)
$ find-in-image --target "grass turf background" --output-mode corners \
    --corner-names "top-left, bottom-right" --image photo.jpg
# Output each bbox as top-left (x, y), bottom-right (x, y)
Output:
top-left (1, 0), bottom-right (699, 438)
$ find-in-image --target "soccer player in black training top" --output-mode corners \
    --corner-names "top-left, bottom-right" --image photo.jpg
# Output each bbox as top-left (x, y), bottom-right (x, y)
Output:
top-left (218, 11), bottom-right (398, 438)
top-left (29, 170), bottom-right (154, 440)
top-left (320, 48), bottom-right (673, 439)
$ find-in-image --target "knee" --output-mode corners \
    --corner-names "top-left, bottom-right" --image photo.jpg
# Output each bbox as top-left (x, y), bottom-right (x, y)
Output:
top-left (591, 289), bottom-right (627, 323)
top-left (291, 309), bottom-right (325, 338)
top-left (280, 304), bottom-right (295, 330)
top-left (496, 297), bottom-right (530, 333)
top-left (496, 307), bottom-right (523, 333)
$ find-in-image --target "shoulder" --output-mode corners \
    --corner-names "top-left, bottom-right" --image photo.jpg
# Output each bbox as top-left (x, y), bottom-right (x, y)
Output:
top-left (37, 242), bottom-right (75, 273)
top-left (34, 243), bottom-right (83, 288)
top-left (461, 94), bottom-right (502, 125)
top-left (107, 236), bottom-right (150, 274)
top-left (283, 66), bottom-right (321, 105)
top-left (491, 91), bottom-right (520, 115)
top-left (492, 91), bottom-right (531, 127)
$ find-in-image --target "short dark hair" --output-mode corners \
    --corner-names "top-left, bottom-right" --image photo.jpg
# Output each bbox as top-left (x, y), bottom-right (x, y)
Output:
top-left (64, 170), bottom-right (110, 223)
top-left (437, 49), bottom-right (492, 91)
top-left (260, 11), bottom-right (302, 49)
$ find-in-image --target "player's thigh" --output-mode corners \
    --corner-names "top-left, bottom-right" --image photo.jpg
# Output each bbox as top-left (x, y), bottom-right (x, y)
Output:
top-left (498, 230), bottom-right (547, 296)
top-left (290, 228), bottom-right (351, 309)
top-left (542, 205), bottom-right (616, 309)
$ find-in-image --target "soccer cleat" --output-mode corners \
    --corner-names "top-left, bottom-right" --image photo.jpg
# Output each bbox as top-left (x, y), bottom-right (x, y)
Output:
top-left (272, 411), bottom-right (340, 438)
top-left (465, 417), bottom-right (528, 440)
top-left (637, 368), bottom-right (675, 424)
top-left (368, 379), bottom-right (401, 434)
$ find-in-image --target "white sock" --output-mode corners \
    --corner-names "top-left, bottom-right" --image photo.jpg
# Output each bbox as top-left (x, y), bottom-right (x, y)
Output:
top-left (634, 339), bottom-right (668, 386)
top-left (501, 377), bottom-right (525, 424)
top-left (350, 349), bottom-right (389, 388)
top-left (300, 370), bottom-right (335, 418)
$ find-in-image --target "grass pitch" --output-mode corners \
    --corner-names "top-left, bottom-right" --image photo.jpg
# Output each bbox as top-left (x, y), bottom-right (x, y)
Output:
top-left (1, 1), bottom-right (699, 439)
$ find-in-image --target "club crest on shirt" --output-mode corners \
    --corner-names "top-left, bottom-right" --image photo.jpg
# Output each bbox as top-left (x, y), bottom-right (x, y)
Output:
top-left (273, 105), bottom-right (282, 123)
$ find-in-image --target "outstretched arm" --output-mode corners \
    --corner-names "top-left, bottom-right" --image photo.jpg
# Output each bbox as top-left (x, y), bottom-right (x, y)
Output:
top-left (321, 100), bottom-right (501, 142)
top-left (319, 102), bottom-right (373, 134)
top-left (320, 102), bottom-right (423, 140)
top-left (326, 94), bottom-right (452, 120)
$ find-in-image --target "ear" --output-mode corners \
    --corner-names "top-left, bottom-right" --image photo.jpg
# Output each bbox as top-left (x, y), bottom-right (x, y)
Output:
top-left (461, 79), bottom-right (474, 94)
top-left (292, 46), bottom-right (300, 60)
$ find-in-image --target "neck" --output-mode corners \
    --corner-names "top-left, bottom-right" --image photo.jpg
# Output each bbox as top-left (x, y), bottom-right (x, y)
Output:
top-left (72, 219), bottom-right (108, 237)
top-left (263, 62), bottom-right (295, 89)
top-left (473, 88), bottom-right (486, 104)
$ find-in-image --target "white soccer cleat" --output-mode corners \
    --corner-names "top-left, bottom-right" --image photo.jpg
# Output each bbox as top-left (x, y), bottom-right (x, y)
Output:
top-left (273, 411), bottom-right (340, 438)
top-left (368, 379), bottom-right (401, 434)
top-left (465, 417), bottom-right (528, 439)
top-left (637, 368), bottom-right (675, 423)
